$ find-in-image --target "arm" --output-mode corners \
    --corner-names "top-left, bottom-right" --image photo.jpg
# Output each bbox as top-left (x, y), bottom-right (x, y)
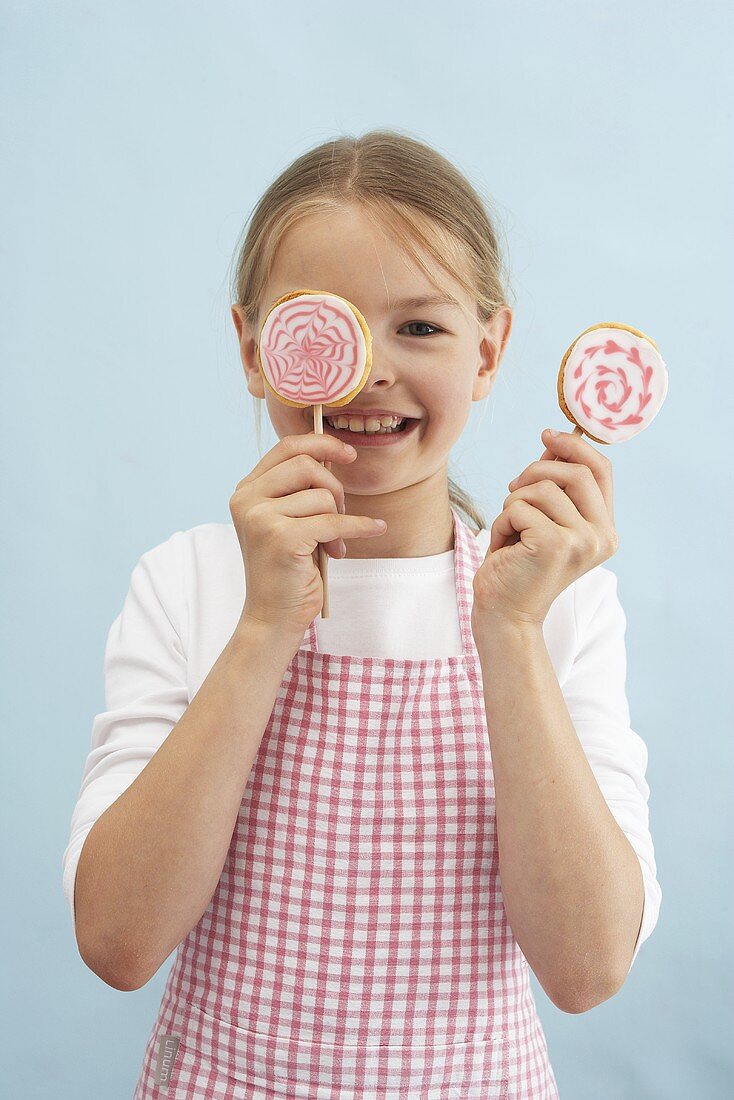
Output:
top-left (474, 615), bottom-right (645, 1014)
top-left (74, 619), bottom-right (299, 991)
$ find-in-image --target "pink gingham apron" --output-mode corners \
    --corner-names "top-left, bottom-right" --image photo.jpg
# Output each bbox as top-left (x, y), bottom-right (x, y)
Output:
top-left (133, 507), bottom-right (559, 1098)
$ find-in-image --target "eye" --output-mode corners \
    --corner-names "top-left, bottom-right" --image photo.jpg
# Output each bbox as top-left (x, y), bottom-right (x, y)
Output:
top-left (400, 321), bottom-right (444, 337)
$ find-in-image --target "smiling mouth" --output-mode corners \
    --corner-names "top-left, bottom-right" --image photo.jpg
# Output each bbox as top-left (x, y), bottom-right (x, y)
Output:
top-left (310, 414), bottom-right (421, 444)
top-left (325, 417), bottom-right (410, 435)
top-left (308, 409), bottom-right (419, 431)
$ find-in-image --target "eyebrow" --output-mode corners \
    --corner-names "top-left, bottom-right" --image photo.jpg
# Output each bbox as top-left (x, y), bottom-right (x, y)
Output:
top-left (388, 294), bottom-right (461, 312)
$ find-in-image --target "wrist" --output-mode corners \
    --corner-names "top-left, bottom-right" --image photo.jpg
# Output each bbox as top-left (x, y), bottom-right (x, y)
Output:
top-left (472, 611), bottom-right (545, 655)
top-left (230, 613), bottom-right (304, 667)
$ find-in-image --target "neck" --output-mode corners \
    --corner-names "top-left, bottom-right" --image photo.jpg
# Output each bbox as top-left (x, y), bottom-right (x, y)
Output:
top-left (342, 472), bottom-right (454, 558)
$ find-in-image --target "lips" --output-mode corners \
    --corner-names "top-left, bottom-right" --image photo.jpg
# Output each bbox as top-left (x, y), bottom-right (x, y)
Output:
top-left (314, 408), bottom-right (421, 420)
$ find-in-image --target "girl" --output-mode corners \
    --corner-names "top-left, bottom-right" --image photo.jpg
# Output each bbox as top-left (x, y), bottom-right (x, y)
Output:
top-left (63, 130), bottom-right (661, 1098)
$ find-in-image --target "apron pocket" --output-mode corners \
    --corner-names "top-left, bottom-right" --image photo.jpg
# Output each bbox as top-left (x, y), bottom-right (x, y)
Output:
top-left (171, 998), bottom-right (511, 1099)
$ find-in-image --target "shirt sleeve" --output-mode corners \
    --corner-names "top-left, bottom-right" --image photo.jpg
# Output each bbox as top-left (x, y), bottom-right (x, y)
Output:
top-left (61, 532), bottom-right (190, 940)
top-left (563, 565), bottom-right (662, 976)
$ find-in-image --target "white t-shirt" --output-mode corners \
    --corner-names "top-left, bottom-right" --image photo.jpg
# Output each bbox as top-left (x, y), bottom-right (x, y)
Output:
top-left (62, 520), bottom-right (662, 976)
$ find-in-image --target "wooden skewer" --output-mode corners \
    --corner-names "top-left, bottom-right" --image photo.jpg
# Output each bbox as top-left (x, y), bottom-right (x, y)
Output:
top-left (312, 404), bottom-right (330, 618)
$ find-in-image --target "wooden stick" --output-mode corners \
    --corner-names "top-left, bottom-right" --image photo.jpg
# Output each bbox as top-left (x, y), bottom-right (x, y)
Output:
top-left (312, 404), bottom-right (330, 618)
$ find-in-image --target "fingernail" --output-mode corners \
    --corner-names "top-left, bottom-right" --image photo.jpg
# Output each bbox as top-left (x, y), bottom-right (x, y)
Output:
top-left (374, 519), bottom-right (387, 529)
top-left (344, 443), bottom-right (356, 455)
top-left (545, 428), bottom-right (559, 437)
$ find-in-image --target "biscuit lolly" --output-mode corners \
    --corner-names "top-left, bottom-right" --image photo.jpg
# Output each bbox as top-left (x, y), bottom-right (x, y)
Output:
top-left (554, 322), bottom-right (668, 455)
top-left (256, 290), bottom-right (373, 618)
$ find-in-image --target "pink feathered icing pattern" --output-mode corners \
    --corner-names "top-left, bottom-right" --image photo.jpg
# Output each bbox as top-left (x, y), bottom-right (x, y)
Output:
top-left (561, 326), bottom-right (668, 444)
top-left (258, 292), bottom-right (368, 407)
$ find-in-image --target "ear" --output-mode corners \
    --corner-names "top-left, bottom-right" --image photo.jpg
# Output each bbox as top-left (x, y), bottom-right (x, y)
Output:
top-left (231, 305), bottom-right (265, 399)
top-left (473, 306), bottom-right (513, 402)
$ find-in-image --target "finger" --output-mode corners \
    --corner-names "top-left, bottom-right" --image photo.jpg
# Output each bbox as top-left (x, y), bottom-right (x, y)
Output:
top-left (538, 429), bottom-right (614, 514)
top-left (242, 456), bottom-right (349, 557)
top-left (503, 480), bottom-right (588, 533)
top-left (274, 502), bottom-right (386, 555)
top-left (259, 451), bottom-right (348, 517)
top-left (490, 498), bottom-right (557, 553)
top-left (507, 462), bottom-right (608, 525)
top-left (234, 433), bottom-right (356, 493)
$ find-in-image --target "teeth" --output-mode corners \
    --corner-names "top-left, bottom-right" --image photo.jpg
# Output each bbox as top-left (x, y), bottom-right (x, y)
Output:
top-left (325, 414), bottom-right (406, 434)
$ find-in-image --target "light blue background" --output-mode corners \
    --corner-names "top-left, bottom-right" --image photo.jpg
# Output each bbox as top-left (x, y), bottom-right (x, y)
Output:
top-left (2, 2), bottom-right (732, 1096)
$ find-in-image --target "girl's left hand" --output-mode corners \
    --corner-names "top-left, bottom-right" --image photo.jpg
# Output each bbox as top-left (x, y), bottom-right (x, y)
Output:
top-left (471, 428), bottom-right (620, 630)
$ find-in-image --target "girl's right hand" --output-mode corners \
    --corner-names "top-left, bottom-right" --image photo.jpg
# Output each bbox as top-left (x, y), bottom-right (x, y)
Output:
top-left (229, 433), bottom-right (387, 640)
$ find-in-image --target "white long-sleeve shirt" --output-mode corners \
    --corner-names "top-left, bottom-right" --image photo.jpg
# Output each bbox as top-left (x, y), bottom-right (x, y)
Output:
top-left (62, 520), bottom-right (662, 976)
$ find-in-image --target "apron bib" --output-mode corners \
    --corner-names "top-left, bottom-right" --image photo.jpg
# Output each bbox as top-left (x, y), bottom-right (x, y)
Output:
top-left (134, 507), bottom-right (559, 1098)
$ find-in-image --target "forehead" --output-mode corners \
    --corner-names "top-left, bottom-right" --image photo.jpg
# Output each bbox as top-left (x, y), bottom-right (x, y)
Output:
top-left (263, 204), bottom-right (470, 315)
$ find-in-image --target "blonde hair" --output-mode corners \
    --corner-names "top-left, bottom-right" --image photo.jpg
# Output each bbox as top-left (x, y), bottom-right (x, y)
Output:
top-left (229, 128), bottom-right (514, 535)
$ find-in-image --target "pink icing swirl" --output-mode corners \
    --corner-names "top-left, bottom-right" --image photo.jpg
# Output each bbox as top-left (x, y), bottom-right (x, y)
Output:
top-left (259, 294), bottom-right (366, 404)
top-left (563, 329), bottom-right (667, 443)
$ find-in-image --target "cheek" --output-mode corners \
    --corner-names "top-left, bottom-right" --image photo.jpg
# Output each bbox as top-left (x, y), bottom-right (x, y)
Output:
top-left (423, 374), bottom-right (470, 424)
top-left (266, 398), bottom-right (304, 437)
top-left (420, 392), bottom-right (473, 449)
top-left (423, 357), bottom-right (466, 400)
